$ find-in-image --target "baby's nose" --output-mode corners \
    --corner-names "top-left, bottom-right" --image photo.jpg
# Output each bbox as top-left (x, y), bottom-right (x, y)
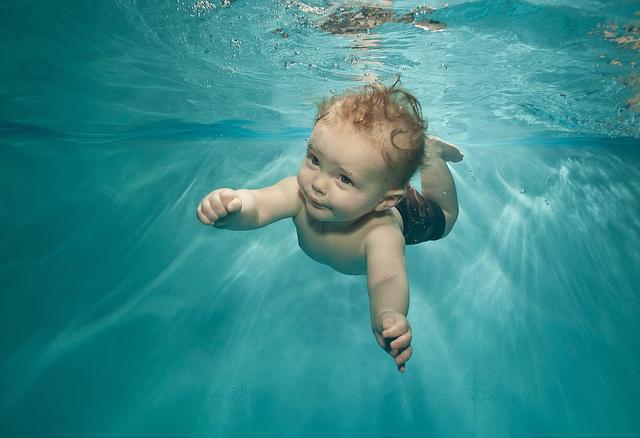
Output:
top-left (311, 176), bottom-right (328, 195)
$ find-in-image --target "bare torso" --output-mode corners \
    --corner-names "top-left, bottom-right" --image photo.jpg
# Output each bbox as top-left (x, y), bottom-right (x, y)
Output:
top-left (292, 190), bottom-right (404, 275)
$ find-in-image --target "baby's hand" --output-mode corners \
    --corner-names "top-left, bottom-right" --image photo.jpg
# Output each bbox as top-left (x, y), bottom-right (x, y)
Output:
top-left (372, 310), bottom-right (413, 373)
top-left (196, 188), bottom-right (243, 226)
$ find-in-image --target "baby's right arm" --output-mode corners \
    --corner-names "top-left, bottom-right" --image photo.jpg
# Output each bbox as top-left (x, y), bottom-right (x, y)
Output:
top-left (196, 176), bottom-right (303, 230)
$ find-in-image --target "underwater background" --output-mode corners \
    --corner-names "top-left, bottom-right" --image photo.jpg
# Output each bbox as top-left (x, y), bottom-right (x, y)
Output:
top-left (1, 0), bottom-right (639, 436)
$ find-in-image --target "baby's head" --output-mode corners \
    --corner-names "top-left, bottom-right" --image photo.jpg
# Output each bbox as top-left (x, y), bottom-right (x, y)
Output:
top-left (298, 79), bottom-right (428, 223)
top-left (315, 79), bottom-right (426, 188)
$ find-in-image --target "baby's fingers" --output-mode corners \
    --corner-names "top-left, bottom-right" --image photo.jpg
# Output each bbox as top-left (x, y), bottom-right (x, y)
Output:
top-left (390, 330), bottom-right (412, 351)
top-left (395, 346), bottom-right (413, 373)
top-left (226, 196), bottom-right (242, 213)
top-left (208, 193), bottom-right (229, 218)
top-left (218, 189), bottom-right (243, 215)
top-left (196, 204), bottom-right (214, 225)
top-left (382, 319), bottom-right (408, 339)
top-left (198, 199), bottom-right (220, 224)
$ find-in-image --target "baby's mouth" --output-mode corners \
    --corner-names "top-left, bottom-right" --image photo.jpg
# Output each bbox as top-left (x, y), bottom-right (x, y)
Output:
top-left (306, 194), bottom-right (327, 209)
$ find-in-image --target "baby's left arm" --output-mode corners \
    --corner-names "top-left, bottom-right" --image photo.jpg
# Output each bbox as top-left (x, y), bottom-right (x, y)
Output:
top-left (364, 225), bottom-right (413, 373)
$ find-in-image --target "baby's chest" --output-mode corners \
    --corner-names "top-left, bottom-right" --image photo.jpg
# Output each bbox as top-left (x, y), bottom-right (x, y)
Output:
top-left (293, 217), bottom-right (366, 275)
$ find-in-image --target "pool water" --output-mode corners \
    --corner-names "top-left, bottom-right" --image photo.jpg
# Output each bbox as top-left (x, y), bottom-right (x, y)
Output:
top-left (1, 0), bottom-right (639, 436)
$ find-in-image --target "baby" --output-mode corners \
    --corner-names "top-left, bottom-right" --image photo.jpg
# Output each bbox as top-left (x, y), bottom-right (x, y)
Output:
top-left (196, 79), bottom-right (462, 372)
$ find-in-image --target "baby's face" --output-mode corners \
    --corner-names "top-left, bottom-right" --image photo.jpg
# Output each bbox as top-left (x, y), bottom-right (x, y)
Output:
top-left (297, 120), bottom-right (394, 223)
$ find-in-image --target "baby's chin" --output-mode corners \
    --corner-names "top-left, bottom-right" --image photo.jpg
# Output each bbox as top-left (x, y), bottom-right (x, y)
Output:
top-left (306, 203), bottom-right (369, 224)
top-left (305, 202), bottom-right (333, 220)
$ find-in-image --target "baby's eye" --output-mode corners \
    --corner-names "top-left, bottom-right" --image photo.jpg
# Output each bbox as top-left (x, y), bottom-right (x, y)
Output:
top-left (340, 175), bottom-right (353, 185)
top-left (307, 154), bottom-right (320, 166)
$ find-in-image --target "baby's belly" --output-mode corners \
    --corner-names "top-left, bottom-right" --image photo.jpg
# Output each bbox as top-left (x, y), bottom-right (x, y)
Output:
top-left (297, 237), bottom-right (366, 276)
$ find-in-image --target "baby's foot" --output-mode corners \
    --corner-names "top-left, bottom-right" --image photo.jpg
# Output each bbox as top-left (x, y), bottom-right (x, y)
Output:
top-left (440, 141), bottom-right (464, 162)
top-left (427, 136), bottom-right (464, 162)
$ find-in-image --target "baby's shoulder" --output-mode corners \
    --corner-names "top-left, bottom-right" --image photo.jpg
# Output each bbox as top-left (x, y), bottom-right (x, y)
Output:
top-left (361, 209), bottom-right (404, 246)
top-left (360, 211), bottom-right (405, 266)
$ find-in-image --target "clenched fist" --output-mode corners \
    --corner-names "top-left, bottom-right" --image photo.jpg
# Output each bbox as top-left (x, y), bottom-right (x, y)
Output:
top-left (196, 188), bottom-right (243, 227)
top-left (372, 310), bottom-right (413, 373)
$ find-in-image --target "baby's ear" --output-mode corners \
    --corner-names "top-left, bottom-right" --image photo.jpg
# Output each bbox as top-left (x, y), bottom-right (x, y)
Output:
top-left (374, 188), bottom-right (406, 211)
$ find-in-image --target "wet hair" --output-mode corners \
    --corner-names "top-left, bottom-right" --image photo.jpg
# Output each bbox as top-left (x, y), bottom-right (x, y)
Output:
top-left (313, 77), bottom-right (427, 188)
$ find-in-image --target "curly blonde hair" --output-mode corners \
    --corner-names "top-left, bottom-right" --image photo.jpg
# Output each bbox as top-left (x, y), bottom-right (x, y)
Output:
top-left (314, 77), bottom-right (427, 187)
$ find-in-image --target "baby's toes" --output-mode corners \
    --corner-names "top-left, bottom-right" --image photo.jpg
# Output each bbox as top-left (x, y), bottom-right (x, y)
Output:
top-left (442, 145), bottom-right (464, 163)
top-left (450, 149), bottom-right (464, 162)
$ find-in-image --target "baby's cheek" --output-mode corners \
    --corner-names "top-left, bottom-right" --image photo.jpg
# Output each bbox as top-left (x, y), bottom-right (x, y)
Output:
top-left (296, 168), bottom-right (306, 187)
top-left (333, 195), bottom-right (355, 216)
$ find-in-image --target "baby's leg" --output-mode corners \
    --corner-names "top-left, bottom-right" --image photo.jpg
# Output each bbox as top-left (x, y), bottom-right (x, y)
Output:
top-left (419, 136), bottom-right (462, 237)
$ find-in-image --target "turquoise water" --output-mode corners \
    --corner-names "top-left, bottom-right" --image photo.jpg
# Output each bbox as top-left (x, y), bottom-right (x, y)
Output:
top-left (1, 0), bottom-right (639, 436)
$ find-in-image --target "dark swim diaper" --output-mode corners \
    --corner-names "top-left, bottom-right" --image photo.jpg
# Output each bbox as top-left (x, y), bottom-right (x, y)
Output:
top-left (395, 183), bottom-right (446, 245)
